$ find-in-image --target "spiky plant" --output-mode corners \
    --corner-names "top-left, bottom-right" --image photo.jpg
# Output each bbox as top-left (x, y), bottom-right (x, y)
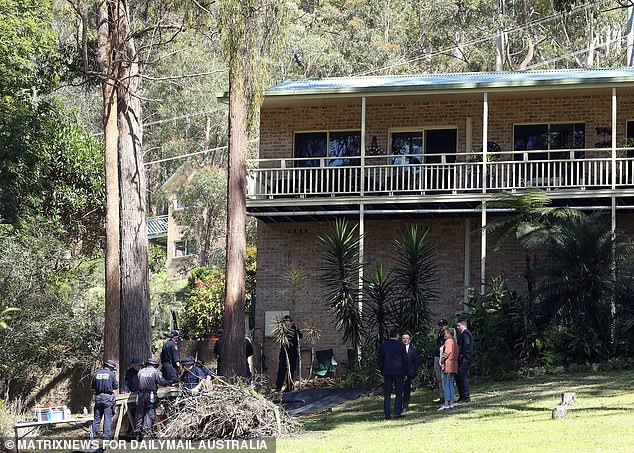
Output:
top-left (271, 316), bottom-right (292, 392)
top-left (283, 264), bottom-right (307, 308)
top-left (317, 219), bottom-right (363, 352)
top-left (302, 320), bottom-right (322, 378)
top-left (392, 225), bottom-right (438, 336)
top-left (363, 262), bottom-right (395, 346)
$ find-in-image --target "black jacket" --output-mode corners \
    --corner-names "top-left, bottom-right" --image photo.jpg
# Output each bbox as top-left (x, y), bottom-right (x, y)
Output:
top-left (160, 339), bottom-right (180, 366)
top-left (92, 368), bottom-right (119, 394)
top-left (378, 339), bottom-right (409, 376)
top-left (457, 328), bottom-right (474, 363)
top-left (405, 344), bottom-right (420, 377)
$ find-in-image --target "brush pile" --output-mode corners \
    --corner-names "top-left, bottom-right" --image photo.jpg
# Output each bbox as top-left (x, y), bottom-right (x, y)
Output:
top-left (155, 377), bottom-right (301, 439)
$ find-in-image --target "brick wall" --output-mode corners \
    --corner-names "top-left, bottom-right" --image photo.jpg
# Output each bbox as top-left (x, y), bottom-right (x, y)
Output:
top-left (260, 92), bottom-right (634, 159)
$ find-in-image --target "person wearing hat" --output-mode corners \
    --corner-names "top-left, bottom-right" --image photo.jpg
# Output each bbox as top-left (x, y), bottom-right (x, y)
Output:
top-left (160, 329), bottom-right (181, 383)
top-left (91, 359), bottom-right (119, 440)
top-left (434, 319), bottom-right (449, 403)
top-left (179, 357), bottom-right (208, 392)
top-left (135, 357), bottom-right (168, 440)
top-left (275, 315), bottom-right (302, 393)
top-left (195, 359), bottom-right (214, 378)
top-left (123, 356), bottom-right (142, 393)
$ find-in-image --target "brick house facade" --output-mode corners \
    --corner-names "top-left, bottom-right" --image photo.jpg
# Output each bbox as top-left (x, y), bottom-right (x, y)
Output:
top-left (246, 69), bottom-right (634, 379)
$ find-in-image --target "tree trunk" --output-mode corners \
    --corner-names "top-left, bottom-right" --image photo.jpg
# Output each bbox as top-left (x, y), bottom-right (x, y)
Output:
top-left (117, 0), bottom-right (151, 370)
top-left (223, 69), bottom-right (248, 378)
top-left (97, 0), bottom-right (121, 370)
top-left (619, 6), bottom-right (634, 67)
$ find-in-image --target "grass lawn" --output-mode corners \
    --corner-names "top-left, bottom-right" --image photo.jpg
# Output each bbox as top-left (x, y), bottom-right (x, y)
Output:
top-left (277, 369), bottom-right (634, 452)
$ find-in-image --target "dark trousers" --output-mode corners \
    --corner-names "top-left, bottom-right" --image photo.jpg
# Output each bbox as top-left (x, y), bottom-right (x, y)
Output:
top-left (162, 363), bottom-right (178, 383)
top-left (382, 375), bottom-right (404, 418)
top-left (456, 360), bottom-right (472, 399)
top-left (275, 348), bottom-right (298, 391)
top-left (135, 392), bottom-right (158, 435)
top-left (92, 393), bottom-right (114, 439)
top-left (402, 376), bottom-right (415, 410)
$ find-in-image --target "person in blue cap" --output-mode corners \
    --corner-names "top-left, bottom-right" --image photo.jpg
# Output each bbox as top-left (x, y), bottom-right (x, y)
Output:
top-left (179, 357), bottom-right (208, 392)
top-left (91, 359), bottom-right (119, 440)
top-left (123, 356), bottom-right (142, 393)
top-left (160, 329), bottom-right (181, 383)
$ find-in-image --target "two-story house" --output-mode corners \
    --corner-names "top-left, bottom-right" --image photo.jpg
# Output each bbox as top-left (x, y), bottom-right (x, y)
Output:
top-left (247, 68), bottom-right (634, 376)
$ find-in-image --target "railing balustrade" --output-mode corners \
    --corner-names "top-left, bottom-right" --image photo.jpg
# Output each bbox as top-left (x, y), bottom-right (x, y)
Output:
top-left (246, 148), bottom-right (634, 199)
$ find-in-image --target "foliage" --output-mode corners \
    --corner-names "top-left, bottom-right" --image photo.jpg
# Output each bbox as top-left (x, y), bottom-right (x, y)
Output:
top-left (0, 220), bottom-right (103, 392)
top-left (283, 264), bottom-right (307, 309)
top-left (363, 262), bottom-right (395, 345)
top-left (148, 243), bottom-right (167, 274)
top-left (318, 219), bottom-right (363, 350)
top-left (392, 225), bottom-right (438, 336)
top-left (464, 278), bottom-right (519, 379)
top-left (182, 246), bottom-right (257, 339)
top-left (171, 165), bottom-right (227, 267)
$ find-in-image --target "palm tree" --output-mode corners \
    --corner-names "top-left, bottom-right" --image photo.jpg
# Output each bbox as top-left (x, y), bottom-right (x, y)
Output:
top-left (363, 262), bottom-right (395, 346)
top-left (392, 225), bottom-right (438, 336)
top-left (485, 188), bottom-right (580, 298)
top-left (317, 219), bottom-right (363, 352)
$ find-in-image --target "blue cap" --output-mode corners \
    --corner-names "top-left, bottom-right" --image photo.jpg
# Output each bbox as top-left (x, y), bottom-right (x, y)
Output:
top-left (130, 356), bottom-right (142, 365)
top-left (104, 359), bottom-right (117, 370)
top-left (170, 329), bottom-right (181, 338)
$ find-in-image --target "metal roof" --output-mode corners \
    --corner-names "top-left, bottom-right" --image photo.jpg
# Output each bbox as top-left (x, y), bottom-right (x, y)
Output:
top-left (266, 68), bottom-right (634, 97)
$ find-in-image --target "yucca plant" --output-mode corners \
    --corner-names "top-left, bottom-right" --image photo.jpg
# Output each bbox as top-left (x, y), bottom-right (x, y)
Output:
top-left (392, 225), bottom-right (438, 336)
top-left (271, 317), bottom-right (292, 392)
top-left (317, 219), bottom-right (363, 352)
top-left (363, 262), bottom-right (395, 346)
top-left (302, 320), bottom-right (322, 378)
top-left (283, 264), bottom-right (307, 309)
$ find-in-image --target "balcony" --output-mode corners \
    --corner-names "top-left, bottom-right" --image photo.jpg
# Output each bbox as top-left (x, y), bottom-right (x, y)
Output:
top-left (147, 215), bottom-right (168, 239)
top-left (247, 148), bottom-right (634, 203)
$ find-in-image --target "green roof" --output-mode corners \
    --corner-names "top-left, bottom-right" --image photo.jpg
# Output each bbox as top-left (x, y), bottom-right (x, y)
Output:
top-left (265, 68), bottom-right (634, 97)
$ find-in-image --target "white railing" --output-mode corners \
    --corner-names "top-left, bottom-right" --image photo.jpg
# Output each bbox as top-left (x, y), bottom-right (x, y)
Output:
top-left (246, 149), bottom-right (634, 199)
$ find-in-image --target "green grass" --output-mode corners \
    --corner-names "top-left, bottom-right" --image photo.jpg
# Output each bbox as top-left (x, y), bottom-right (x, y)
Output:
top-left (278, 369), bottom-right (634, 452)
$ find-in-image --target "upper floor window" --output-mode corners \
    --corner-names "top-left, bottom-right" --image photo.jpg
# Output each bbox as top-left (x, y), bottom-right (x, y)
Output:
top-left (294, 131), bottom-right (360, 167)
top-left (390, 128), bottom-right (457, 165)
top-left (514, 123), bottom-right (585, 160)
top-left (174, 240), bottom-right (196, 258)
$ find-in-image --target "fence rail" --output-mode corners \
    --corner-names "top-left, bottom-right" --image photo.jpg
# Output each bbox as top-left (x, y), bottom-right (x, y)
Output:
top-left (247, 148), bottom-right (634, 199)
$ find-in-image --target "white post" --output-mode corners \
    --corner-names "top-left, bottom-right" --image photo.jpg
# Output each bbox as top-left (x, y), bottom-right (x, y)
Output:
top-left (358, 202), bottom-right (365, 359)
top-left (361, 96), bottom-right (366, 196)
top-left (482, 93), bottom-right (488, 194)
top-left (464, 218), bottom-right (471, 305)
top-left (612, 87), bottom-right (617, 190)
top-left (481, 202), bottom-right (487, 294)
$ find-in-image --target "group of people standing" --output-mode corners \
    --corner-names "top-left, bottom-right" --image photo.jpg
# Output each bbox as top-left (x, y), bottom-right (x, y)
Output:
top-left (91, 329), bottom-right (215, 441)
top-left (379, 319), bottom-right (474, 419)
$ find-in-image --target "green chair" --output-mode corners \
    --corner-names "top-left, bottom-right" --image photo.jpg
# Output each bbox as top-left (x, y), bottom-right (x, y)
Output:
top-left (315, 349), bottom-right (337, 377)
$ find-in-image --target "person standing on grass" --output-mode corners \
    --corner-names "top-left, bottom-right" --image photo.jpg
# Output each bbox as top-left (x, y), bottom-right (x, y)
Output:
top-left (401, 333), bottom-right (419, 413)
top-left (456, 319), bottom-right (474, 403)
top-left (438, 327), bottom-right (459, 411)
top-left (434, 319), bottom-right (449, 402)
top-left (379, 327), bottom-right (409, 419)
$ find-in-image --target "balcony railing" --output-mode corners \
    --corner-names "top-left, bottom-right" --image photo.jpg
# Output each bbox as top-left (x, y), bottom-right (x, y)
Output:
top-left (246, 148), bottom-right (634, 199)
top-left (147, 215), bottom-right (168, 238)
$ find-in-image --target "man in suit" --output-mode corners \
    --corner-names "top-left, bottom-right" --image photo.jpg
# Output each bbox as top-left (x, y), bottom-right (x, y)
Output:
top-left (401, 333), bottom-right (419, 412)
top-left (456, 319), bottom-right (474, 403)
top-left (378, 327), bottom-right (409, 419)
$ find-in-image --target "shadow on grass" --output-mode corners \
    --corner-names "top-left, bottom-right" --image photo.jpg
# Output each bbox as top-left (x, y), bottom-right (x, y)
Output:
top-left (299, 369), bottom-right (634, 433)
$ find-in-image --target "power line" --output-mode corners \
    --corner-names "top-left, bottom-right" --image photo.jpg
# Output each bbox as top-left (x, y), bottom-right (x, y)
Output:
top-left (354, 0), bottom-right (613, 76)
top-left (526, 35), bottom-right (629, 69)
top-left (143, 145), bottom-right (228, 166)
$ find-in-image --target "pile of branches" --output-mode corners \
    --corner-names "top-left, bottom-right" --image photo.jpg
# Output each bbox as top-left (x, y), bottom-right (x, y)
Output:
top-left (155, 377), bottom-right (301, 439)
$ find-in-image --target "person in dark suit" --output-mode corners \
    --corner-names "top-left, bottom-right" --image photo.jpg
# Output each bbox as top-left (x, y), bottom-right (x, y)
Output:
top-left (378, 327), bottom-right (409, 419)
top-left (456, 319), bottom-right (474, 403)
top-left (401, 333), bottom-right (419, 412)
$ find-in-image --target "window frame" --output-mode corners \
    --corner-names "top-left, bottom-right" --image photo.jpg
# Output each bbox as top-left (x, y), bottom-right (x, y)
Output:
top-left (293, 129), bottom-right (361, 167)
top-left (512, 121), bottom-right (586, 161)
top-left (174, 239), bottom-right (195, 258)
top-left (387, 126), bottom-right (458, 165)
